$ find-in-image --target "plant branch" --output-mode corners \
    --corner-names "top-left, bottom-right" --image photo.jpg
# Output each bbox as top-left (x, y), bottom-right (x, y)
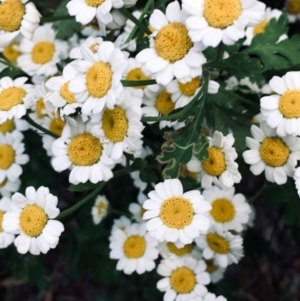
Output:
top-left (41, 15), bottom-right (75, 23)
top-left (121, 79), bottom-right (157, 87)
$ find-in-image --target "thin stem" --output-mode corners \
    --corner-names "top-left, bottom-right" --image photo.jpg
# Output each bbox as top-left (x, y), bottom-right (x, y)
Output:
top-left (41, 15), bottom-right (74, 23)
top-left (23, 115), bottom-right (59, 139)
top-left (121, 79), bottom-right (157, 87)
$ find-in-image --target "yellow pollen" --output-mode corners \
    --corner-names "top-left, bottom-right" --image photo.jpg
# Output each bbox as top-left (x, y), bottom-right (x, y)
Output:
top-left (287, 0), bottom-right (300, 14)
top-left (167, 242), bottom-right (193, 256)
top-left (160, 196), bottom-right (194, 229)
top-left (204, 0), bottom-right (242, 29)
top-left (170, 267), bottom-right (196, 294)
top-left (0, 144), bottom-right (15, 169)
top-left (206, 232), bottom-right (230, 254)
top-left (97, 201), bottom-right (107, 214)
top-left (123, 235), bottom-right (146, 258)
top-left (49, 118), bottom-right (65, 137)
top-left (68, 133), bottom-right (103, 166)
top-left (205, 259), bottom-right (218, 273)
top-left (35, 98), bottom-right (46, 118)
top-left (19, 204), bottom-right (48, 237)
top-left (0, 210), bottom-right (4, 232)
top-left (31, 41), bottom-right (55, 65)
top-left (279, 90), bottom-right (300, 119)
top-left (260, 137), bottom-right (290, 167)
top-left (155, 90), bottom-right (175, 115)
top-left (3, 43), bottom-right (21, 64)
top-left (85, 0), bottom-right (105, 7)
top-left (178, 77), bottom-right (202, 97)
top-left (210, 198), bottom-right (235, 223)
top-left (89, 42), bottom-right (100, 53)
top-left (0, 0), bottom-right (25, 32)
top-left (0, 119), bottom-right (15, 134)
top-left (0, 87), bottom-right (26, 111)
top-left (60, 82), bottom-right (76, 104)
top-left (154, 23), bottom-right (193, 63)
top-left (102, 106), bottom-right (128, 143)
top-left (86, 62), bottom-right (113, 98)
top-left (0, 178), bottom-right (7, 188)
top-left (125, 68), bottom-right (151, 89)
top-left (181, 165), bottom-right (198, 180)
top-left (201, 147), bottom-right (226, 176)
top-left (253, 19), bottom-right (269, 35)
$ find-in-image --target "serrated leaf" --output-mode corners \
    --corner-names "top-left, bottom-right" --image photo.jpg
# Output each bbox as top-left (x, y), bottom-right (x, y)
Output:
top-left (194, 134), bottom-right (209, 161)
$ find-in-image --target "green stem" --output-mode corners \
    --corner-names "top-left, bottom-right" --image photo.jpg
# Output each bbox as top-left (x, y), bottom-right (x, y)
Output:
top-left (109, 208), bottom-right (131, 217)
top-left (23, 115), bottom-right (59, 139)
top-left (41, 15), bottom-right (74, 23)
top-left (121, 79), bottom-right (157, 87)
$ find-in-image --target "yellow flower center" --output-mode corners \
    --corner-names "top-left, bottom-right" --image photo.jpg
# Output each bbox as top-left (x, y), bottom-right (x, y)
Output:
top-left (123, 235), bottom-right (146, 258)
top-left (160, 197), bottom-right (194, 229)
top-left (3, 43), bottom-right (21, 64)
top-left (35, 98), bottom-right (46, 118)
top-left (182, 165), bottom-right (198, 180)
top-left (253, 19), bottom-right (269, 35)
top-left (287, 0), bottom-right (300, 14)
top-left (68, 133), bottom-right (103, 166)
top-left (154, 23), bottom-right (193, 63)
top-left (155, 90), bottom-right (175, 115)
top-left (0, 119), bottom-right (15, 134)
top-left (125, 68), bottom-right (151, 89)
top-left (102, 106), bottom-right (128, 143)
top-left (97, 201), bottom-right (107, 214)
top-left (178, 77), bottom-right (202, 97)
top-left (167, 242), bottom-right (193, 256)
top-left (259, 137), bottom-right (290, 167)
top-left (205, 259), bottom-right (218, 273)
top-left (89, 42), bottom-right (100, 53)
top-left (31, 42), bottom-right (56, 65)
top-left (170, 267), bottom-right (196, 294)
top-left (201, 147), bottom-right (226, 176)
top-left (49, 118), bottom-right (65, 137)
top-left (206, 232), bottom-right (230, 254)
top-left (0, 178), bottom-right (7, 187)
top-left (0, 87), bottom-right (26, 111)
top-left (0, 210), bottom-right (4, 232)
top-left (86, 62), bottom-right (113, 98)
top-left (210, 198), bottom-right (235, 223)
top-left (204, 0), bottom-right (242, 29)
top-left (85, 0), bottom-right (105, 7)
top-left (279, 90), bottom-right (300, 119)
top-left (0, 144), bottom-right (15, 169)
top-left (19, 204), bottom-right (48, 237)
top-left (0, 0), bottom-right (25, 32)
top-left (60, 82), bottom-right (76, 104)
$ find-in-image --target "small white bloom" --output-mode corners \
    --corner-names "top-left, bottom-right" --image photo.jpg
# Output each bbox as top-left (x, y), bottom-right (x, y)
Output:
top-left (91, 195), bottom-right (109, 224)
top-left (285, 0), bottom-right (300, 23)
top-left (202, 292), bottom-right (227, 301)
top-left (204, 259), bottom-right (225, 284)
top-left (0, 196), bottom-right (15, 248)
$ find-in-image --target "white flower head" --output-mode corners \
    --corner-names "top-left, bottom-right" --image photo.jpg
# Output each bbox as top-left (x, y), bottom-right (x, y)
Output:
top-left (0, 117), bottom-right (29, 137)
top-left (183, 0), bottom-right (266, 47)
top-left (110, 215), bottom-right (131, 236)
top-left (143, 179), bottom-right (211, 247)
top-left (187, 131), bottom-right (242, 190)
top-left (285, 0), bottom-right (300, 23)
top-left (196, 226), bottom-right (243, 268)
top-left (2, 37), bottom-right (22, 65)
top-left (136, 1), bottom-right (207, 86)
top-left (204, 259), bottom-right (225, 284)
top-left (202, 292), bottom-right (227, 301)
top-left (0, 196), bottom-right (15, 248)
top-left (109, 222), bottom-right (159, 274)
top-left (156, 257), bottom-right (210, 301)
top-left (203, 185), bottom-right (251, 232)
top-left (0, 178), bottom-right (20, 197)
top-left (91, 195), bottom-right (109, 224)
top-left (2, 186), bottom-right (64, 255)
top-left (243, 122), bottom-right (300, 185)
top-left (17, 24), bottom-right (69, 77)
top-left (260, 71), bottom-right (300, 137)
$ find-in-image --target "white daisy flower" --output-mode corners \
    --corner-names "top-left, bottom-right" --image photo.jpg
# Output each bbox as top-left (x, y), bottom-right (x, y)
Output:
top-left (66, 0), bottom-right (136, 25)
top-left (0, 117), bottom-right (29, 136)
top-left (69, 36), bottom-right (103, 60)
top-left (158, 241), bottom-right (202, 260)
top-left (0, 132), bottom-right (29, 182)
top-left (81, 20), bottom-right (106, 37)
top-left (166, 76), bottom-right (219, 109)
top-left (286, 0), bottom-right (300, 22)
top-left (187, 131), bottom-right (242, 190)
top-left (0, 196), bottom-right (15, 248)
top-left (143, 179), bottom-right (211, 247)
top-left (204, 259), bottom-right (225, 284)
top-left (45, 62), bottom-right (82, 118)
top-left (136, 1), bottom-right (206, 86)
top-left (91, 195), bottom-right (109, 224)
top-left (156, 257), bottom-right (210, 301)
top-left (203, 185), bottom-right (251, 232)
top-left (2, 186), bottom-right (64, 255)
top-left (243, 122), bottom-right (300, 185)
top-left (110, 215), bottom-right (131, 234)
top-left (129, 196), bottom-right (146, 223)
top-left (0, 76), bottom-right (34, 124)
top-left (0, 178), bottom-right (20, 197)
top-left (202, 292), bottom-right (227, 301)
top-left (294, 167), bottom-right (300, 197)
top-left (52, 118), bottom-right (115, 184)
top-left (69, 41), bottom-right (128, 115)
top-left (2, 39), bottom-right (21, 65)
top-left (17, 24), bottom-right (69, 77)
top-left (109, 222), bottom-right (159, 274)
top-left (0, 0), bottom-right (41, 48)
top-left (183, 0), bottom-right (266, 47)
top-left (196, 226), bottom-right (243, 268)
top-left (260, 72), bottom-right (300, 137)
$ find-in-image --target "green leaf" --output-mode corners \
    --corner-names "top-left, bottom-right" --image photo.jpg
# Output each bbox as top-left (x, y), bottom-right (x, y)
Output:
top-left (244, 14), bottom-right (300, 70)
top-left (140, 167), bottom-right (158, 183)
top-left (283, 180), bottom-right (300, 226)
top-left (194, 134), bottom-right (209, 161)
top-left (265, 184), bottom-right (287, 209)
